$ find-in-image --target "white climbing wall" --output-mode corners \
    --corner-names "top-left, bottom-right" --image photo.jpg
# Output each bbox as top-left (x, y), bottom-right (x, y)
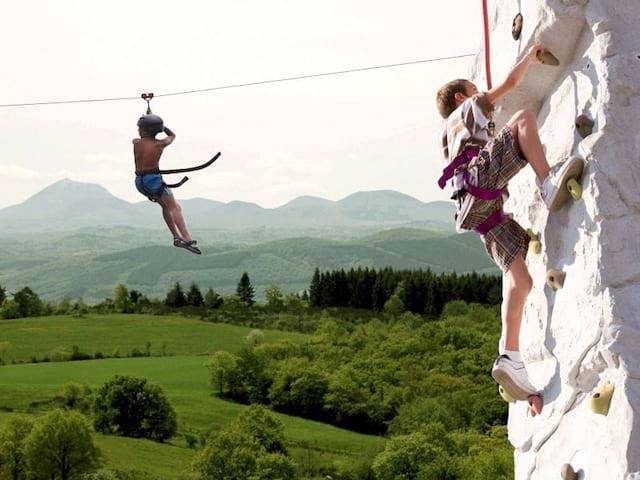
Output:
top-left (470, 1), bottom-right (640, 478)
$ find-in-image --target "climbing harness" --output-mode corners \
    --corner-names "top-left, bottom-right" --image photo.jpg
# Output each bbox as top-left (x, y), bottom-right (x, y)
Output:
top-left (437, 146), bottom-right (507, 235)
top-left (135, 152), bottom-right (222, 199)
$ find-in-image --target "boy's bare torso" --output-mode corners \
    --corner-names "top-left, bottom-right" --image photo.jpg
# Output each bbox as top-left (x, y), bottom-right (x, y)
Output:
top-left (133, 137), bottom-right (167, 172)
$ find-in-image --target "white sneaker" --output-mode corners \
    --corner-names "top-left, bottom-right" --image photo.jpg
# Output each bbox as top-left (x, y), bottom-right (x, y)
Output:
top-left (540, 157), bottom-right (585, 211)
top-left (491, 355), bottom-right (538, 401)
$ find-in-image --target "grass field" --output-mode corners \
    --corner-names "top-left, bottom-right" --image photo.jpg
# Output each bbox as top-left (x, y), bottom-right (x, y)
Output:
top-left (0, 315), bottom-right (386, 478)
top-left (0, 313), bottom-right (308, 362)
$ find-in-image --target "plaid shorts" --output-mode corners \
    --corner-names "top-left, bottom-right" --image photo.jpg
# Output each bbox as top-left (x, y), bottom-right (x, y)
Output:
top-left (459, 126), bottom-right (529, 272)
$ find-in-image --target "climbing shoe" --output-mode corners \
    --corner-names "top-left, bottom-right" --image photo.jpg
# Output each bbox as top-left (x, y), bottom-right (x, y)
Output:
top-left (491, 355), bottom-right (538, 401)
top-left (173, 237), bottom-right (202, 255)
top-left (540, 157), bottom-right (584, 211)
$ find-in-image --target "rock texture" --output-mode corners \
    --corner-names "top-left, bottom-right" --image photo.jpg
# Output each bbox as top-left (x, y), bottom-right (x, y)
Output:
top-left (471, 1), bottom-right (640, 478)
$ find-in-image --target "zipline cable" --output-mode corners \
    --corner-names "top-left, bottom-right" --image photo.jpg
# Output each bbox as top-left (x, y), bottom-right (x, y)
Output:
top-left (0, 53), bottom-right (475, 109)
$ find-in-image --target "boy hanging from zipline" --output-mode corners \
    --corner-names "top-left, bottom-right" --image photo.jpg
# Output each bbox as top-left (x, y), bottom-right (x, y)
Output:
top-left (133, 113), bottom-right (202, 255)
top-left (436, 43), bottom-right (583, 412)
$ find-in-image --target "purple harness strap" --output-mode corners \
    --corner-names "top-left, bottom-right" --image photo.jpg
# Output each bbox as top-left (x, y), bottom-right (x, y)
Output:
top-left (438, 146), bottom-right (506, 200)
top-left (438, 147), bottom-right (479, 189)
top-left (474, 208), bottom-right (507, 236)
top-left (438, 146), bottom-right (508, 236)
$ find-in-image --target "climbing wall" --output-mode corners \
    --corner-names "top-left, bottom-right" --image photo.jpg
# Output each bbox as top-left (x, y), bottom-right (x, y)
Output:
top-left (470, 1), bottom-right (640, 478)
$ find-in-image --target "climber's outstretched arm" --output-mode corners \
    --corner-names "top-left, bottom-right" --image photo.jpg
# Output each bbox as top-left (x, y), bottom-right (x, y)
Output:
top-left (487, 44), bottom-right (544, 105)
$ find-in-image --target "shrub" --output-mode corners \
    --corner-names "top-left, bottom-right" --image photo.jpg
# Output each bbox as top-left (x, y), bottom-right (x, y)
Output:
top-left (93, 375), bottom-right (177, 442)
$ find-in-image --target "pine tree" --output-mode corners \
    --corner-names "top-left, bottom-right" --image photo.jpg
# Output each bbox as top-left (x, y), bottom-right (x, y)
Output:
top-left (165, 282), bottom-right (186, 307)
top-left (187, 283), bottom-right (204, 307)
top-left (236, 272), bottom-right (255, 307)
top-left (309, 268), bottom-right (321, 307)
top-left (0, 285), bottom-right (5, 306)
top-left (204, 288), bottom-right (223, 309)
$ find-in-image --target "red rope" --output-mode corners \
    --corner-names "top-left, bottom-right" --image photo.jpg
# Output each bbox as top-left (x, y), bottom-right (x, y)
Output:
top-left (482, 0), bottom-right (492, 89)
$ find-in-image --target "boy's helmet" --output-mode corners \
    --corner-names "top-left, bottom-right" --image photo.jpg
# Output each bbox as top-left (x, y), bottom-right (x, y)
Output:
top-left (137, 114), bottom-right (164, 135)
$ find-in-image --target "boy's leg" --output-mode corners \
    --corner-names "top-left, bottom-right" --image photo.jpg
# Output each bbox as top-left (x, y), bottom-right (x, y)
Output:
top-left (507, 110), bottom-right (550, 182)
top-left (158, 194), bottom-right (193, 242)
top-left (157, 197), bottom-right (180, 239)
top-left (502, 255), bottom-right (533, 352)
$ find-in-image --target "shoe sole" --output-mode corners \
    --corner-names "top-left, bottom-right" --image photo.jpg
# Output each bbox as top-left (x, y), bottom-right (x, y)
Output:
top-left (174, 242), bottom-right (202, 255)
top-left (549, 157), bottom-right (585, 211)
top-left (492, 368), bottom-right (534, 401)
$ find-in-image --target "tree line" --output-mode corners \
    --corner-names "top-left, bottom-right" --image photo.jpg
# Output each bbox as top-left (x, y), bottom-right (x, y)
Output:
top-left (0, 268), bottom-right (499, 321)
top-left (309, 267), bottom-right (501, 315)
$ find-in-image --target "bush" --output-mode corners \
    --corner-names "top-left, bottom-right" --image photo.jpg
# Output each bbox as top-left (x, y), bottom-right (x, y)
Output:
top-left (193, 406), bottom-right (295, 479)
top-left (93, 375), bottom-right (177, 442)
top-left (60, 382), bottom-right (94, 414)
top-left (24, 410), bottom-right (101, 479)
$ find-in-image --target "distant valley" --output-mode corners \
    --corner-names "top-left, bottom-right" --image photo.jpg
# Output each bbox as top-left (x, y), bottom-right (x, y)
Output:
top-left (0, 180), bottom-right (497, 302)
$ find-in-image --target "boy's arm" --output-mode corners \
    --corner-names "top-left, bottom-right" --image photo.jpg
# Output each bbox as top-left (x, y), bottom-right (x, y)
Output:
top-left (160, 126), bottom-right (176, 147)
top-left (486, 44), bottom-right (543, 105)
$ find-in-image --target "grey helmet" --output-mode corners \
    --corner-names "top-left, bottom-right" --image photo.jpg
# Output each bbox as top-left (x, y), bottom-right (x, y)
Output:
top-left (137, 114), bottom-right (164, 135)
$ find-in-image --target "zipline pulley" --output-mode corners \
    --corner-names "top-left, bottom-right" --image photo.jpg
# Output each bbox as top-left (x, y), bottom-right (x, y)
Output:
top-left (141, 92), bottom-right (154, 114)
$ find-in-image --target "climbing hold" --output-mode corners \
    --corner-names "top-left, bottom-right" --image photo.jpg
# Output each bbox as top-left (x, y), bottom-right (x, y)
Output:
top-left (527, 229), bottom-right (542, 254)
top-left (537, 50), bottom-right (560, 66)
top-left (590, 381), bottom-right (614, 416)
top-left (546, 269), bottom-right (566, 291)
top-left (512, 13), bottom-right (523, 40)
top-left (499, 385), bottom-right (516, 403)
top-left (575, 115), bottom-right (595, 139)
top-left (560, 463), bottom-right (578, 480)
top-left (547, 156), bottom-right (585, 211)
top-left (567, 178), bottom-right (582, 201)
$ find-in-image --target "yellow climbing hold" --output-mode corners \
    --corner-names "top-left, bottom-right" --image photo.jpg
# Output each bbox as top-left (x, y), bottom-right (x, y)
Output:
top-left (546, 269), bottom-right (566, 291)
top-left (560, 463), bottom-right (577, 480)
top-left (567, 178), bottom-right (582, 201)
top-left (498, 385), bottom-right (516, 403)
top-left (527, 229), bottom-right (542, 254)
top-left (590, 381), bottom-right (614, 416)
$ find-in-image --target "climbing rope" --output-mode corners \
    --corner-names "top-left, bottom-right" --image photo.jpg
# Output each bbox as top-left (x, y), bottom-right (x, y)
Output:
top-left (0, 53), bottom-right (475, 109)
top-left (482, 0), bottom-right (493, 90)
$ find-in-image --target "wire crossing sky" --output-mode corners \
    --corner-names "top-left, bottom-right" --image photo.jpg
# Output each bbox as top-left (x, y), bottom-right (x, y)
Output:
top-left (0, 0), bottom-right (482, 210)
top-left (0, 53), bottom-right (475, 108)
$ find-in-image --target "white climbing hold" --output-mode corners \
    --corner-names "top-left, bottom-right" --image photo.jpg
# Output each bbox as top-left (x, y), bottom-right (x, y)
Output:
top-left (545, 269), bottom-right (566, 290)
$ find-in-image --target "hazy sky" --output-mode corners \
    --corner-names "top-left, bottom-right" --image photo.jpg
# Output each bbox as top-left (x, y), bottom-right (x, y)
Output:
top-left (0, 1), bottom-right (481, 209)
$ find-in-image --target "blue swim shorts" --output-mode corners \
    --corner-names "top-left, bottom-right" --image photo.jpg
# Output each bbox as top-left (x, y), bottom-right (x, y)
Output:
top-left (135, 173), bottom-right (172, 201)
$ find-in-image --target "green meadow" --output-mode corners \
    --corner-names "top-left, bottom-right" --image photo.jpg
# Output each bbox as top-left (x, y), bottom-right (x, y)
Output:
top-left (0, 313), bottom-right (308, 362)
top-left (0, 315), bottom-right (385, 478)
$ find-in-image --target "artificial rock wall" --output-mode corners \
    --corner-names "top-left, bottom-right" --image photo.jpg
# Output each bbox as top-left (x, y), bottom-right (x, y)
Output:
top-left (470, 1), bottom-right (640, 478)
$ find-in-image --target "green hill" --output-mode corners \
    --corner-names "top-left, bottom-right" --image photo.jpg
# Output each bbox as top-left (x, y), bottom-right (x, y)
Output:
top-left (0, 228), bottom-right (497, 302)
top-left (0, 315), bottom-right (385, 478)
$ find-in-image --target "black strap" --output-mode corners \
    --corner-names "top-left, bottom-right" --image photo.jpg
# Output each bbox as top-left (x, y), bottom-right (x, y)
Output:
top-left (135, 168), bottom-right (160, 176)
top-left (159, 152), bottom-right (221, 175)
top-left (164, 176), bottom-right (189, 188)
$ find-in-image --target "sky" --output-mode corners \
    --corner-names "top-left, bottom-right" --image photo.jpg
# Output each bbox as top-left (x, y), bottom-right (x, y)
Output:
top-left (0, 0), bottom-right (482, 209)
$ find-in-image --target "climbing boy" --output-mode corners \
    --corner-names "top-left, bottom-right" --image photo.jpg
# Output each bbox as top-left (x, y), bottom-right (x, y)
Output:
top-left (133, 114), bottom-right (201, 255)
top-left (436, 44), bottom-right (583, 407)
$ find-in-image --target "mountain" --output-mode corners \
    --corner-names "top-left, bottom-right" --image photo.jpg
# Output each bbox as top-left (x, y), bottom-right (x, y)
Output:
top-left (0, 179), bottom-right (143, 230)
top-left (0, 179), bottom-right (455, 234)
